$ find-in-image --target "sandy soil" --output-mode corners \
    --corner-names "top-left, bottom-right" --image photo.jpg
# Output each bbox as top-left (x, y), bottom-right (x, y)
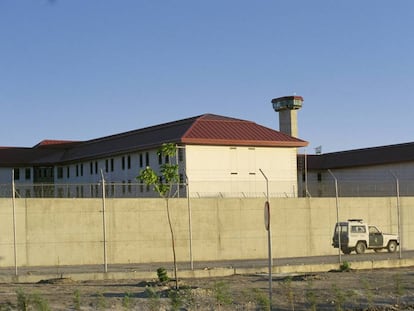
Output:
top-left (0, 267), bottom-right (413, 310)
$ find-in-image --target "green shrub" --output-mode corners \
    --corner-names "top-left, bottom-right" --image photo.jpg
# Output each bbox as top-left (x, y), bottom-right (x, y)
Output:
top-left (156, 267), bottom-right (169, 283)
top-left (339, 261), bottom-right (351, 272)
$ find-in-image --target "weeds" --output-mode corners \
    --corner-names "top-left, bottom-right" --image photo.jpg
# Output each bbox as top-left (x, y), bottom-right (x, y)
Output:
top-left (94, 292), bottom-right (107, 310)
top-left (394, 273), bottom-right (405, 306)
top-left (122, 292), bottom-right (132, 310)
top-left (15, 289), bottom-right (51, 311)
top-left (332, 284), bottom-right (345, 311)
top-left (305, 280), bottom-right (317, 311)
top-left (168, 289), bottom-right (184, 311)
top-left (16, 288), bottom-right (29, 311)
top-left (281, 277), bottom-right (295, 311)
top-left (362, 278), bottom-right (374, 309)
top-left (73, 289), bottom-right (81, 311)
top-left (252, 288), bottom-right (270, 311)
top-left (32, 293), bottom-right (51, 311)
top-left (145, 287), bottom-right (161, 311)
top-left (212, 281), bottom-right (233, 310)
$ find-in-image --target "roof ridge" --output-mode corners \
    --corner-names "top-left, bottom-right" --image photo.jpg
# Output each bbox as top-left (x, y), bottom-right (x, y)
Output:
top-left (78, 114), bottom-right (205, 147)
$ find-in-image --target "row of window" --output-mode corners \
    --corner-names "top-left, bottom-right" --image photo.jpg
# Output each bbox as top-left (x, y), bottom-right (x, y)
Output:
top-left (13, 149), bottom-right (185, 182)
top-left (13, 168), bottom-right (31, 180)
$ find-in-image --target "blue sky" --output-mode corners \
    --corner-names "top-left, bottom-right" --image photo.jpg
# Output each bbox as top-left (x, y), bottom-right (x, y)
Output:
top-left (1, 1), bottom-right (413, 153)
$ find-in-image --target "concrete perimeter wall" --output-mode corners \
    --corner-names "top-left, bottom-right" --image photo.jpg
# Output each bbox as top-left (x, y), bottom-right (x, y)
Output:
top-left (0, 197), bottom-right (413, 268)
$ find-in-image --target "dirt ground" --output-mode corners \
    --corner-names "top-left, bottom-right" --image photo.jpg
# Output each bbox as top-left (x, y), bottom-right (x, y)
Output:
top-left (0, 267), bottom-right (414, 310)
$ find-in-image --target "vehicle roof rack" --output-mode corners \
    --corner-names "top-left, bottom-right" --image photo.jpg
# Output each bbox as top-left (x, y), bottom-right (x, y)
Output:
top-left (348, 219), bottom-right (363, 222)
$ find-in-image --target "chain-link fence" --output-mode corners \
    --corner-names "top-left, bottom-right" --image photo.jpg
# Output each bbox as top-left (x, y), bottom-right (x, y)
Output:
top-left (2, 177), bottom-right (414, 198)
top-left (301, 178), bottom-right (414, 198)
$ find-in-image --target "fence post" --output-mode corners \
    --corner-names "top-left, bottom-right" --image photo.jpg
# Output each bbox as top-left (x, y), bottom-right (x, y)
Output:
top-left (390, 171), bottom-right (402, 259)
top-left (328, 169), bottom-right (341, 264)
top-left (185, 173), bottom-right (194, 270)
top-left (259, 169), bottom-right (272, 309)
top-left (12, 169), bottom-right (18, 276)
top-left (100, 170), bottom-right (108, 273)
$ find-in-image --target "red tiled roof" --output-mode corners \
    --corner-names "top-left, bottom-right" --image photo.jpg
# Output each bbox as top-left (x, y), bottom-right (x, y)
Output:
top-left (182, 114), bottom-right (308, 147)
top-left (33, 140), bottom-right (79, 148)
top-left (0, 114), bottom-right (308, 166)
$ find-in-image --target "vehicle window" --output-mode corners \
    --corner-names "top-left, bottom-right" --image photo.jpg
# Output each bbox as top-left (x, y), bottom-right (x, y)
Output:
top-left (335, 224), bottom-right (348, 234)
top-left (369, 226), bottom-right (380, 234)
top-left (351, 225), bottom-right (366, 233)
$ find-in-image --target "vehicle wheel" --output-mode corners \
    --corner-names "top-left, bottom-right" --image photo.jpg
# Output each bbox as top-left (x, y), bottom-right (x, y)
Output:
top-left (342, 247), bottom-right (351, 254)
top-left (355, 241), bottom-right (366, 254)
top-left (387, 241), bottom-right (398, 253)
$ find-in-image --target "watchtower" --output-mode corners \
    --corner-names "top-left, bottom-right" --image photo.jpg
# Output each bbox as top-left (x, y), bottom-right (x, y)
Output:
top-left (271, 95), bottom-right (303, 138)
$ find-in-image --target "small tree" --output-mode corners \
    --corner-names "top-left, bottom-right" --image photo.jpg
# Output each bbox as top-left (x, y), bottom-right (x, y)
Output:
top-left (138, 143), bottom-right (180, 289)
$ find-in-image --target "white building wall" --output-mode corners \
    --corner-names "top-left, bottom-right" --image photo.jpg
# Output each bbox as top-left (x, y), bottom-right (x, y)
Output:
top-left (303, 161), bottom-right (414, 197)
top-left (185, 145), bottom-right (298, 198)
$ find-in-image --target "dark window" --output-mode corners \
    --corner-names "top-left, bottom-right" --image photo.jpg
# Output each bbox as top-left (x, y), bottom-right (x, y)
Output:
top-left (179, 174), bottom-right (184, 189)
top-left (57, 167), bottom-right (63, 179)
top-left (178, 148), bottom-right (184, 162)
top-left (105, 160), bottom-right (109, 172)
top-left (122, 157), bottom-right (125, 170)
top-left (110, 159), bottom-right (114, 172)
top-left (90, 162), bottom-right (93, 175)
top-left (67, 167), bottom-right (70, 178)
top-left (25, 168), bottom-right (31, 180)
top-left (76, 165), bottom-right (79, 177)
top-left (158, 153), bottom-right (162, 165)
top-left (95, 161), bottom-right (98, 174)
top-left (317, 172), bottom-right (322, 182)
top-left (13, 168), bottom-right (20, 180)
top-left (139, 154), bottom-right (143, 167)
top-left (127, 156), bottom-right (131, 169)
top-left (80, 164), bottom-right (83, 176)
top-left (145, 152), bottom-right (149, 166)
top-left (165, 155), bottom-right (169, 164)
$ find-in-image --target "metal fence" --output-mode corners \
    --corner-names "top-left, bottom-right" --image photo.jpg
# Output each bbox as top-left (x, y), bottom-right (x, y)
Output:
top-left (2, 178), bottom-right (414, 198)
top-left (302, 178), bottom-right (414, 198)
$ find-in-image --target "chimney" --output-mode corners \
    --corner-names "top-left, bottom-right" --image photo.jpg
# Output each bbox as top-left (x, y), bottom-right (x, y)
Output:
top-left (271, 95), bottom-right (303, 138)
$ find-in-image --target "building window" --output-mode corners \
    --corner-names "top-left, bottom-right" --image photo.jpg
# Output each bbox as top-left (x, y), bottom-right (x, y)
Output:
top-left (158, 153), bottom-right (162, 165)
top-left (13, 168), bottom-right (20, 180)
top-left (122, 157), bottom-right (125, 170)
top-left (178, 148), bottom-right (184, 162)
top-left (90, 162), bottom-right (93, 175)
top-left (57, 167), bottom-right (63, 179)
top-left (25, 168), bottom-right (31, 180)
top-left (165, 155), bottom-right (169, 164)
top-left (76, 165), bottom-right (79, 177)
top-left (179, 173), bottom-right (184, 189)
top-left (80, 164), bottom-right (83, 176)
top-left (127, 156), bottom-right (131, 169)
top-left (67, 167), bottom-right (70, 178)
top-left (105, 160), bottom-right (109, 172)
top-left (317, 172), bottom-right (322, 182)
top-left (139, 154), bottom-right (143, 167)
top-left (95, 161), bottom-right (98, 174)
top-left (110, 159), bottom-right (114, 172)
top-left (145, 152), bottom-right (149, 166)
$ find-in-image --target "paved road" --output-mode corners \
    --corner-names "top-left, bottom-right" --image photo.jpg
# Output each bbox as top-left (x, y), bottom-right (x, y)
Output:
top-left (1, 250), bottom-right (413, 278)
